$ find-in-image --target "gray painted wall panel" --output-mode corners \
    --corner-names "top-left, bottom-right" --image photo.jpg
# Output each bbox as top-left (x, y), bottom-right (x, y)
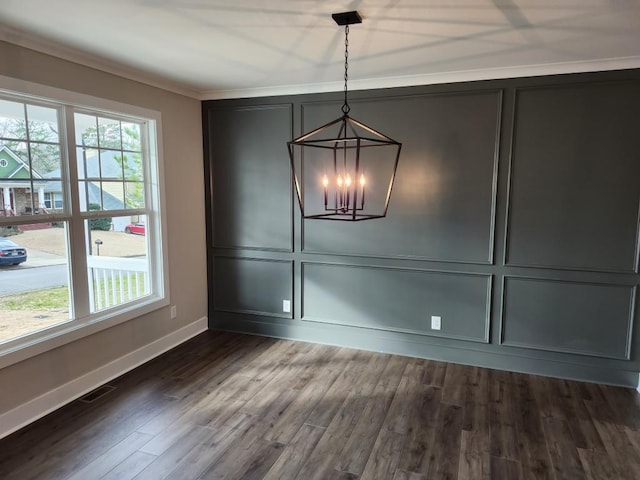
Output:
top-left (210, 105), bottom-right (293, 251)
top-left (302, 92), bottom-right (500, 263)
top-left (214, 257), bottom-right (293, 318)
top-left (501, 277), bottom-right (634, 359)
top-left (302, 263), bottom-right (490, 342)
top-left (204, 70), bottom-right (640, 387)
top-left (506, 82), bottom-right (640, 272)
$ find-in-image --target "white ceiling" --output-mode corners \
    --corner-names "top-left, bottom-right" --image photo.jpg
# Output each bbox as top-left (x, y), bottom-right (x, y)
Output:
top-left (1, 0), bottom-right (639, 100)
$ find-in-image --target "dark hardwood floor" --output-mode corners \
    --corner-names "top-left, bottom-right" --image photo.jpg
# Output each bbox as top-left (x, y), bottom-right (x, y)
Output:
top-left (1, 331), bottom-right (639, 479)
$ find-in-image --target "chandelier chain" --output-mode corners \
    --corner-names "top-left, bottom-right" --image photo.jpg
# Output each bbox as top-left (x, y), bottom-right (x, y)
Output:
top-left (342, 25), bottom-right (350, 115)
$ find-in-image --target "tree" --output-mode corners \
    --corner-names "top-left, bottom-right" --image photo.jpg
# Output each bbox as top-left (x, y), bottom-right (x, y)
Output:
top-left (80, 121), bottom-right (144, 208)
top-left (0, 117), bottom-right (61, 176)
top-left (88, 203), bottom-right (112, 231)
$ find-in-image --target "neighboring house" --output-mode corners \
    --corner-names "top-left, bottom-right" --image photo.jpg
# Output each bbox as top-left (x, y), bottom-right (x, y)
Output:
top-left (43, 177), bottom-right (130, 232)
top-left (44, 149), bottom-right (132, 232)
top-left (0, 146), bottom-right (131, 231)
top-left (0, 145), bottom-right (48, 216)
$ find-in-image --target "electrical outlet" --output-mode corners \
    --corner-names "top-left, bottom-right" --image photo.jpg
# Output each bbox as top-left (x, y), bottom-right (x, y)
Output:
top-left (282, 299), bottom-right (291, 313)
top-left (170, 305), bottom-right (177, 319)
top-left (431, 315), bottom-right (441, 330)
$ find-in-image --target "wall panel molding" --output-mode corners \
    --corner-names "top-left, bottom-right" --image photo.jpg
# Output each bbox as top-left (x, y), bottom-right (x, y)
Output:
top-left (209, 103), bottom-right (294, 252)
top-left (500, 276), bottom-right (635, 360)
top-left (301, 262), bottom-right (491, 343)
top-left (213, 257), bottom-right (294, 319)
top-left (504, 81), bottom-right (640, 273)
top-left (300, 91), bottom-right (502, 265)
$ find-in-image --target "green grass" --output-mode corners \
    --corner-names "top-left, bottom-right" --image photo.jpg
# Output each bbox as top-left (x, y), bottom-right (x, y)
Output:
top-left (0, 287), bottom-right (69, 310)
top-left (92, 273), bottom-right (148, 308)
top-left (0, 275), bottom-right (147, 312)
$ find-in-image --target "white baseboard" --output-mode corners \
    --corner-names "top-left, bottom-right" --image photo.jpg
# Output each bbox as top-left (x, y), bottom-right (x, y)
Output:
top-left (0, 317), bottom-right (208, 440)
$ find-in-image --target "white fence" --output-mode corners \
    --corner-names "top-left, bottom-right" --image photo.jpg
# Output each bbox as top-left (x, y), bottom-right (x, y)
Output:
top-left (86, 256), bottom-right (149, 311)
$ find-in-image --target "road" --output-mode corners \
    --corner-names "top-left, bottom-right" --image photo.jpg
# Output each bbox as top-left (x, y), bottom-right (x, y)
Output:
top-left (0, 264), bottom-right (68, 295)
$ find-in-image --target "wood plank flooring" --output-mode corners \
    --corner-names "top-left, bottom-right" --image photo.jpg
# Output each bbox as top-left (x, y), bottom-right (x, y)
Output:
top-left (1, 331), bottom-right (639, 479)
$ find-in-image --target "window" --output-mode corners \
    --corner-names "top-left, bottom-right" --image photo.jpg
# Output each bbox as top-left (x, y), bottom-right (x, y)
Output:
top-left (43, 192), bottom-right (63, 210)
top-left (0, 85), bottom-right (167, 363)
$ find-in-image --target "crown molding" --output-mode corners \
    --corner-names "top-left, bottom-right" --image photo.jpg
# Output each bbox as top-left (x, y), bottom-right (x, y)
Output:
top-left (2, 23), bottom-right (639, 102)
top-left (0, 24), bottom-right (201, 99)
top-left (200, 56), bottom-right (640, 100)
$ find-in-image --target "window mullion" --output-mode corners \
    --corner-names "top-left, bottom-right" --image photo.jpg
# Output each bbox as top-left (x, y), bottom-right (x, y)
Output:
top-left (63, 106), bottom-right (91, 320)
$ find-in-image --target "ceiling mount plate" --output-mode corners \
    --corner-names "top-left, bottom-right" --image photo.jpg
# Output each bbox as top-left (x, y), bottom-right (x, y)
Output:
top-left (332, 11), bottom-right (362, 26)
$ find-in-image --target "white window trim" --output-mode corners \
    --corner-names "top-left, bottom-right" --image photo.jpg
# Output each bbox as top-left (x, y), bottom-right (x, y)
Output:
top-left (0, 75), bottom-right (170, 370)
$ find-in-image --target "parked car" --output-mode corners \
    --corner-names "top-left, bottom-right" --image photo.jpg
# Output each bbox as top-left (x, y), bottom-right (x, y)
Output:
top-left (0, 237), bottom-right (27, 266)
top-left (124, 223), bottom-right (145, 235)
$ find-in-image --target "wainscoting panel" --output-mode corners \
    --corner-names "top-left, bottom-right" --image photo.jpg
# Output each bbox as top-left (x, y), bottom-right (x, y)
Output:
top-left (214, 257), bottom-right (293, 318)
top-left (501, 276), bottom-right (635, 359)
top-left (204, 70), bottom-right (640, 387)
top-left (302, 263), bottom-right (491, 342)
top-left (301, 91), bottom-right (501, 264)
top-left (208, 104), bottom-right (293, 251)
top-left (506, 81), bottom-right (640, 273)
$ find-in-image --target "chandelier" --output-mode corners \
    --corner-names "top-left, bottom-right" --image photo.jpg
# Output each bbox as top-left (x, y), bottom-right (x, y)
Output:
top-left (288, 11), bottom-right (402, 221)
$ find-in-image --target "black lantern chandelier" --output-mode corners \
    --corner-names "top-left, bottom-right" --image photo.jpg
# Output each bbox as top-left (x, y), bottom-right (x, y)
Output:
top-left (288, 11), bottom-right (402, 221)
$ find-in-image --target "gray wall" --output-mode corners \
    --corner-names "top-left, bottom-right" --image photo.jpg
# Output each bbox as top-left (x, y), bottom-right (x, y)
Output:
top-left (203, 70), bottom-right (640, 387)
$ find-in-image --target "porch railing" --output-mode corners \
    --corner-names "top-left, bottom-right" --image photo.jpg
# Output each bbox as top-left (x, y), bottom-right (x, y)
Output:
top-left (86, 256), bottom-right (149, 311)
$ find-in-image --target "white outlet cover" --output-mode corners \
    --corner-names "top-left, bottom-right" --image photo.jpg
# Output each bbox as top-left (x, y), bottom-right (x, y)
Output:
top-left (431, 315), bottom-right (441, 330)
top-left (170, 305), bottom-right (177, 319)
top-left (282, 300), bottom-right (291, 313)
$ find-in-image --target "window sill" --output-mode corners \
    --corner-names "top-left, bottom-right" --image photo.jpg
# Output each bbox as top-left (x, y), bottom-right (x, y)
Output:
top-left (0, 295), bottom-right (169, 370)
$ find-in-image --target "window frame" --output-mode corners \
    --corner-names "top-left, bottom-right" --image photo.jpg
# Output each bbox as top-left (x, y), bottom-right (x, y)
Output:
top-left (0, 75), bottom-right (170, 370)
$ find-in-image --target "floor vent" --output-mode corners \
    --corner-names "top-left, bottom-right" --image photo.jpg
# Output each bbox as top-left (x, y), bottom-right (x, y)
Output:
top-left (79, 385), bottom-right (116, 403)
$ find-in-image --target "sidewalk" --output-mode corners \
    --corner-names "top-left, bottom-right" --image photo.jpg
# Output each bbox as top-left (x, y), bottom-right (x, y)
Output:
top-left (23, 249), bottom-right (67, 268)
